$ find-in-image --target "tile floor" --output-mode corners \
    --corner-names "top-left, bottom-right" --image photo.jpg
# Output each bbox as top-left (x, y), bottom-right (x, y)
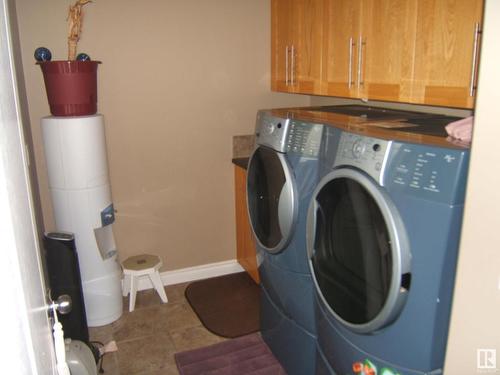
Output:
top-left (89, 283), bottom-right (227, 375)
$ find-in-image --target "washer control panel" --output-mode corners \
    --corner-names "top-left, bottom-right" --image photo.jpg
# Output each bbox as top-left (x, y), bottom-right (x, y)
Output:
top-left (286, 120), bottom-right (324, 157)
top-left (334, 132), bottom-right (391, 184)
top-left (255, 111), bottom-right (323, 156)
top-left (255, 112), bottom-right (291, 153)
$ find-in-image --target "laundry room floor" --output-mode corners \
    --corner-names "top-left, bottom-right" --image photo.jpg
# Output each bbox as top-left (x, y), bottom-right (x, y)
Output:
top-left (89, 283), bottom-right (227, 375)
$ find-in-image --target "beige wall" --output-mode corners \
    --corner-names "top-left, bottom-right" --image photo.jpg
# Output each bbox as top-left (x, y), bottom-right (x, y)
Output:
top-left (444, 1), bottom-right (500, 372)
top-left (15, 0), bottom-right (310, 270)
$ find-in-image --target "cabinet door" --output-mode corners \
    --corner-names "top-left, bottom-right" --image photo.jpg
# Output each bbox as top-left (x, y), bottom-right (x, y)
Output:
top-left (412, 0), bottom-right (484, 108)
top-left (271, 0), bottom-right (294, 92)
top-left (322, 0), bottom-right (362, 97)
top-left (234, 166), bottom-right (260, 284)
top-left (359, 0), bottom-right (417, 102)
top-left (292, 0), bottom-right (324, 94)
top-left (271, 0), bottom-right (323, 94)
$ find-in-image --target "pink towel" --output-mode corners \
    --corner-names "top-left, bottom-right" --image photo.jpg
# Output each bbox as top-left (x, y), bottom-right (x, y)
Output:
top-left (445, 116), bottom-right (474, 143)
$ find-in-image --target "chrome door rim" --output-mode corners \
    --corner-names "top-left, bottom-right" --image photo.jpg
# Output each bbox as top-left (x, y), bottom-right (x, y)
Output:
top-left (247, 146), bottom-right (298, 254)
top-left (307, 167), bottom-right (411, 333)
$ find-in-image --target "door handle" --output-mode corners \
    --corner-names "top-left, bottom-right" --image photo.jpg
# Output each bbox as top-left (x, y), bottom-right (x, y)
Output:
top-left (49, 294), bottom-right (72, 315)
top-left (348, 37), bottom-right (354, 88)
top-left (357, 36), bottom-right (365, 88)
top-left (278, 182), bottom-right (294, 240)
top-left (469, 22), bottom-right (481, 97)
top-left (285, 45), bottom-right (289, 86)
top-left (306, 201), bottom-right (319, 259)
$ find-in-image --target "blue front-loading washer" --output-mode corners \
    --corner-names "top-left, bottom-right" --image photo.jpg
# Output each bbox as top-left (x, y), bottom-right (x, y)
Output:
top-left (306, 128), bottom-right (470, 375)
top-left (246, 110), bottom-right (327, 375)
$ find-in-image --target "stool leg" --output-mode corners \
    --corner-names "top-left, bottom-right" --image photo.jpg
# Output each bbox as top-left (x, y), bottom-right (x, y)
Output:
top-left (129, 276), bottom-right (138, 312)
top-left (149, 271), bottom-right (168, 303)
top-left (122, 274), bottom-right (131, 297)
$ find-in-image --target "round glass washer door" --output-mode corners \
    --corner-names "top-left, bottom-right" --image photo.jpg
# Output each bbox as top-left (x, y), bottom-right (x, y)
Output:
top-left (247, 146), bottom-right (297, 253)
top-left (307, 168), bottom-right (411, 333)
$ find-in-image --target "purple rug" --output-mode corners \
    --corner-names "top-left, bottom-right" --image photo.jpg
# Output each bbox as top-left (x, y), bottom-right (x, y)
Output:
top-left (174, 333), bottom-right (286, 375)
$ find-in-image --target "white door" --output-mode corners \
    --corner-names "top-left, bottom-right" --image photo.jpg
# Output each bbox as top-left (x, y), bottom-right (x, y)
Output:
top-left (0, 0), bottom-right (57, 373)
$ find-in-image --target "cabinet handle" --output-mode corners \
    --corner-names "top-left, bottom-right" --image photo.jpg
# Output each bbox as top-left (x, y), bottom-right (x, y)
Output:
top-left (469, 22), bottom-right (481, 97)
top-left (357, 36), bottom-right (365, 88)
top-left (285, 46), bottom-right (289, 86)
top-left (291, 45), bottom-right (295, 86)
top-left (348, 37), bottom-right (354, 88)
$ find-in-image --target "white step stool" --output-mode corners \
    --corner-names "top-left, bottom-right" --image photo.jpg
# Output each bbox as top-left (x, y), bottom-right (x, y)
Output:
top-left (122, 254), bottom-right (168, 312)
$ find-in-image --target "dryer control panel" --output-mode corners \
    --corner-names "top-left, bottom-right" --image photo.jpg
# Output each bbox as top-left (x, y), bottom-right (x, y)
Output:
top-left (334, 132), bottom-right (392, 184)
top-left (386, 142), bottom-right (469, 205)
top-left (333, 132), bottom-right (469, 204)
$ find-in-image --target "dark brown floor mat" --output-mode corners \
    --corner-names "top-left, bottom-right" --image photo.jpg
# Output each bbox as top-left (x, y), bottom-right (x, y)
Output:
top-left (185, 272), bottom-right (260, 338)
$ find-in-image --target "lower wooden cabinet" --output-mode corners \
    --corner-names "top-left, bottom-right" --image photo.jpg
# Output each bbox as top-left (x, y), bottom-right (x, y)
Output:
top-left (234, 165), bottom-right (260, 284)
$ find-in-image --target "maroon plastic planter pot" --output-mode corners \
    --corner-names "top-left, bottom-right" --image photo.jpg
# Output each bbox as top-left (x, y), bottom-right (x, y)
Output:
top-left (38, 60), bottom-right (101, 117)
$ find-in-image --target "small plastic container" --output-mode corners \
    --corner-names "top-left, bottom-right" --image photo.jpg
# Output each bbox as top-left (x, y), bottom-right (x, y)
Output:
top-left (38, 60), bottom-right (101, 116)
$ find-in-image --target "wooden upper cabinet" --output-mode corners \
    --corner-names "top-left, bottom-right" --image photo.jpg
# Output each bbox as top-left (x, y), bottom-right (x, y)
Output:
top-left (271, 0), bottom-right (323, 94)
top-left (293, 0), bottom-right (324, 94)
top-left (360, 0), bottom-right (417, 103)
top-left (271, 0), bottom-right (294, 92)
top-left (272, 0), bottom-right (484, 109)
top-left (411, 0), bottom-right (484, 108)
top-left (322, 0), bottom-right (417, 102)
top-left (321, 0), bottom-right (362, 98)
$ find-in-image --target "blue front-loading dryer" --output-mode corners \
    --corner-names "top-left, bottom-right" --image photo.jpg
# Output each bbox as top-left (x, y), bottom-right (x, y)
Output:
top-left (307, 129), bottom-right (470, 375)
top-left (246, 110), bottom-right (328, 375)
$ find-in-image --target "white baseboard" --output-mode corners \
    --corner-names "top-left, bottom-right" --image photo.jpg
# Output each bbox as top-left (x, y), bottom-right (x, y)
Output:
top-left (134, 259), bottom-right (245, 292)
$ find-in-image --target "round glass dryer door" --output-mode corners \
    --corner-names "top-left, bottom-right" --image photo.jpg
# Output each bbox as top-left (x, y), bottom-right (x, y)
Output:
top-left (247, 146), bottom-right (297, 253)
top-left (308, 168), bottom-right (411, 333)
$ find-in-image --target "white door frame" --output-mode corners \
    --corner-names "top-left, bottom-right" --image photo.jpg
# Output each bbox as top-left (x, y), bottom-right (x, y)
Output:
top-left (0, 0), bottom-right (57, 373)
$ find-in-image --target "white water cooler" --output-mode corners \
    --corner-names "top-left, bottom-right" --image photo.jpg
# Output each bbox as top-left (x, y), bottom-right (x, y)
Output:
top-left (41, 114), bottom-right (123, 326)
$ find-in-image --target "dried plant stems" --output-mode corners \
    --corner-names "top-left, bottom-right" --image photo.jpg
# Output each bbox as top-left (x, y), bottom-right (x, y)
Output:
top-left (67, 0), bottom-right (92, 60)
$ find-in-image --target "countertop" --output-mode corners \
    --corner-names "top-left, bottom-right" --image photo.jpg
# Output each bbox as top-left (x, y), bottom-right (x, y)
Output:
top-left (232, 157), bottom-right (249, 170)
top-left (267, 107), bottom-right (468, 149)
